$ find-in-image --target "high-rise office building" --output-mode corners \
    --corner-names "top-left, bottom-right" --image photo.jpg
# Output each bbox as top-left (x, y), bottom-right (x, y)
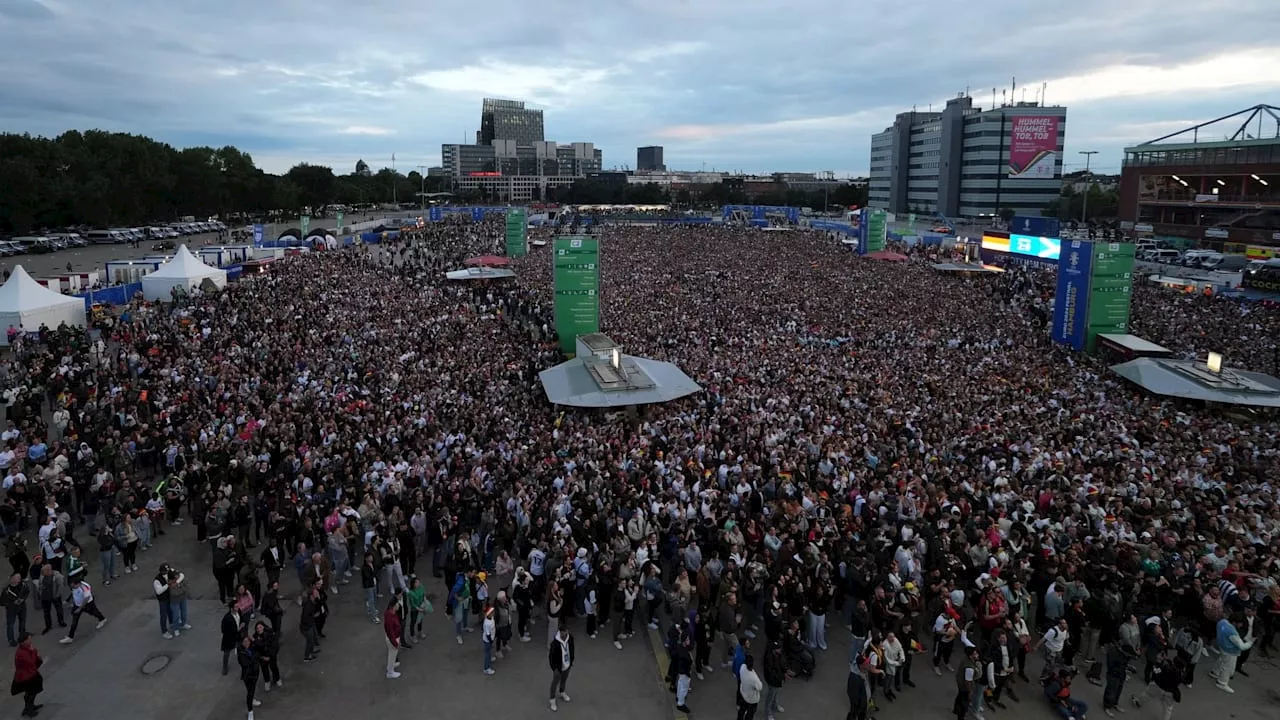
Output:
top-left (868, 95), bottom-right (1068, 219)
top-left (479, 98), bottom-right (545, 146)
top-left (637, 146), bottom-right (665, 171)
top-left (441, 99), bottom-right (602, 202)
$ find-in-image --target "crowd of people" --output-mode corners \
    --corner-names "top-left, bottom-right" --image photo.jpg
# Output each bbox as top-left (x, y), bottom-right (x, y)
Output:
top-left (0, 217), bottom-right (1276, 720)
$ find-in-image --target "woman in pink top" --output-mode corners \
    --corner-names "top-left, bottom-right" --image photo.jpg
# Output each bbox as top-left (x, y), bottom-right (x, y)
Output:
top-left (235, 584), bottom-right (256, 625)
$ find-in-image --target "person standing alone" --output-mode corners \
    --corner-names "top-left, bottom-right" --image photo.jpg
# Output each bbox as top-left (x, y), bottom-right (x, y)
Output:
top-left (10, 632), bottom-right (43, 717)
top-left (383, 597), bottom-right (402, 679)
top-left (548, 620), bottom-right (574, 712)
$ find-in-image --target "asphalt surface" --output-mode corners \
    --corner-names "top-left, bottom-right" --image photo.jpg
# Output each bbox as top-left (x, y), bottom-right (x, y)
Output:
top-left (0, 246), bottom-right (1278, 720)
top-left (1, 515), bottom-right (1276, 720)
top-left (3, 215), bottom-right (395, 280)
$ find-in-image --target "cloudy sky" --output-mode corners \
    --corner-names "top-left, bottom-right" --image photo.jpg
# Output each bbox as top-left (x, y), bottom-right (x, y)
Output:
top-left (2, 0), bottom-right (1278, 177)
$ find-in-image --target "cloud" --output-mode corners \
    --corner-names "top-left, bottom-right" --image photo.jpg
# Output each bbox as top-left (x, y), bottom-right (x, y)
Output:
top-left (409, 61), bottom-right (612, 107)
top-left (0, 0), bottom-right (54, 21)
top-left (1, 0), bottom-right (1278, 176)
top-left (339, 126), bottom-right (395, 136)
top-left (1043, 49), bottom-right (1280, 105)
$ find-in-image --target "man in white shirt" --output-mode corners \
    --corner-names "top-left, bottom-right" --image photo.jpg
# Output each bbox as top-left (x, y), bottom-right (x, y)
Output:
top-left (1034, 617), bottom-right (1070, 678)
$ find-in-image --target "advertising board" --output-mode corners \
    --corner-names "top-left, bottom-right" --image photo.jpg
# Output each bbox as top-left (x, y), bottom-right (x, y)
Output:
top-left (1245, 245), bottom-right (1276, 260)
top-left (553, 236), bottom-right (600, 354)
top-left (1051, 240), bottom-right (1094, 351)
top-left (863, 209), bottom-right (887, 253)
top-left (1204, 227), bottom-right (1230, 239)
top-left (981, 233), bottom-right (1010, 253)
top-left (1009, 234), bottom-right (1061, 261)
top-left (1007, 116), bottom-right (1060, 179)
top-left (1011, 215), bottom-right (1061, 238)
top-left (505, 209), bottom-right (527, 258)
top-left (1086, 243), bottom-right (1135, 350)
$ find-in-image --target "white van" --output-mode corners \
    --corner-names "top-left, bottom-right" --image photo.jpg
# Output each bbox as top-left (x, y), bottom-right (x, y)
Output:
top-left (1149, 249), bottom-right (1181, 264)
top-left (1203, 254), bottom-right (1248, 272)
top-left (86, 230), bottom-right (127, 244)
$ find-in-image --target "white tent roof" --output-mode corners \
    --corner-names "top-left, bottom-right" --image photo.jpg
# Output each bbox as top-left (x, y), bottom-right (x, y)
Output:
top-left (141, 245), bottom-right (228, 300)
top-left (0, 265), bottom-right (86, 344)
top-left (0, 266), bottom-right (83, 312)
top-left (147, 245), bottom-right (224, 279)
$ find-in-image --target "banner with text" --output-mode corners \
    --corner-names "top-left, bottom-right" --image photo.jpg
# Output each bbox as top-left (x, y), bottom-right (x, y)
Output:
top-left (553, 236), bottom-right (600, 354)
top-left (1086, 242), bottom-right (1136, 350)
top-left (1007, 116), bottom-right (1060, 179)
top-left (505, 209), bottom-right (527, 258)
top-left (1051, 240), bottom-right (1094, 351)
top-left (858, 208), bottom-right (887, 254)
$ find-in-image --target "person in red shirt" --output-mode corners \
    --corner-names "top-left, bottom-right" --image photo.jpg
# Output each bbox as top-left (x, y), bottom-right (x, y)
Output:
top-left (10, 631), bottom-right (43, 717)
top-left (383, 597), bottom-right (402, 679)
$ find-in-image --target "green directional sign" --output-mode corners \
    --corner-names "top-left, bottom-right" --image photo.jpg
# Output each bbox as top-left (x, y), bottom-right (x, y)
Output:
top-left (865, 209), bottom-right (887, 252)
top-left (553, 236), bottom-right (599, 355)
top-left (1086, 242), bottom-right (1135, 350)
top-left (505, 209), bottom-right (527, 258)
top-left (300, 215), bottom-right (310, 238)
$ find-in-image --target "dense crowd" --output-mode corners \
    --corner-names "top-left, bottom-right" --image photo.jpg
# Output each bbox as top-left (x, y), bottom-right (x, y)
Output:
top-left (0, 219), bottom-right (1276, 720)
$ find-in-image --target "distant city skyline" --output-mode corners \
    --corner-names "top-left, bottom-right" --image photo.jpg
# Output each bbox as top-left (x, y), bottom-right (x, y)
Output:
top-left (1, 1), bottom-right (1278, 177)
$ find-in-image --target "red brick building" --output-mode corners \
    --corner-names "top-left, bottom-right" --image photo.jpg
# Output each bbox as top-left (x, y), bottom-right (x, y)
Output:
top-left (1119, 104), bottom-right (1280, 250)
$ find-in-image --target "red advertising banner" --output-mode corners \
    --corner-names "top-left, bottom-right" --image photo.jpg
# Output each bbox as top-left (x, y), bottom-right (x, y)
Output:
top-left (1007, 116), bottom-right (1060, 179)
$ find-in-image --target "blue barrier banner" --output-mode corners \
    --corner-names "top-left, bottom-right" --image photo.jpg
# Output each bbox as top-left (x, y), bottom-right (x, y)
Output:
top-left (77, 282), bottom-right (142, 310)
top-left (226, 265), bottom-right (243, 281)
top-left (1051, 240), bottom-right (1094, 351)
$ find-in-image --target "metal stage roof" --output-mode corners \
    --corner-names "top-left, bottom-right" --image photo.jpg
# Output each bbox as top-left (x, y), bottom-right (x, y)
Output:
top-left (539, 334), bottom-right (702, 408)
top-left (1111, 357), bottom-right (1280, 408)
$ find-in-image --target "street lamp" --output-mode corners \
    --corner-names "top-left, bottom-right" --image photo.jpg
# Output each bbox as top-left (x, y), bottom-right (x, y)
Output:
top-left (1079, 150), bottom-right (1098, 224)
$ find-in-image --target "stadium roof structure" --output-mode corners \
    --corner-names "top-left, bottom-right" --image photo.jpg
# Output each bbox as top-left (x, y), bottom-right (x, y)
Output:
top-left (539, 333), bottom-right (702, 408)
top-left (1124, 104), bottom-right (1280, 152)
top-left (1110, 357), bottom-right (1280, 408)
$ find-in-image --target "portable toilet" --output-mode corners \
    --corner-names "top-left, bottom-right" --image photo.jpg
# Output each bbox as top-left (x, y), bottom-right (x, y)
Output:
top-left (199, 247), bottom-right (226, 267)
top-left (104, 260), bottom-right (158, 285)
top-left (35, 277), bottom-right (62, 292)
top-left (55, 275), bottom-right (81, 293)
top-left (74, 271), bottom-right (101, 289)
top-left (224, 245), bottom-right (251, 263)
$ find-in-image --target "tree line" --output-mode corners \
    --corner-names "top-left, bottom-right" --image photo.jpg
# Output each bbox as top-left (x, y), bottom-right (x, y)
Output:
top-left (0, 131), bottom-right (448, 234)
top-left (546, 177), bottom-right (869, 209)
top-left (0, 129), bottom-right (870, 233)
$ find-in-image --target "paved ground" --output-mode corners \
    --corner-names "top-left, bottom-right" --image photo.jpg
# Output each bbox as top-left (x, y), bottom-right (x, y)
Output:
top-left (0, 522), bottom-right (674, 720)
top-left (3, 214), bottom-right (395, 279)
top-left (1, 514), bottom-right (1276, 720)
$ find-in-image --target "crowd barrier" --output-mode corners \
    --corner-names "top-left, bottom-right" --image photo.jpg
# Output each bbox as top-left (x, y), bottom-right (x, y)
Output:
top-left (76, 282), bottom-right (143, 310)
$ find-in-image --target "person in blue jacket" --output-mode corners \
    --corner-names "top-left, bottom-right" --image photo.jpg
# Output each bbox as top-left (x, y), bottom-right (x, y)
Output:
top-left (1211, 614), bottom-right (1251, 693)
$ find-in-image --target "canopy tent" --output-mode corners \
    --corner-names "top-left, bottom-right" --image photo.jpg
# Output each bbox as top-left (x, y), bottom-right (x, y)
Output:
top-left (0, 265), bottom-right (87, 344)
top-left (445, 267), bottom-right (516, 281)
top-left (866, 250), bottom-right (909, 262)
top-left (464, 255), bottom-right (511, 267)
top-left (140, 245), bottom-right (228, 301)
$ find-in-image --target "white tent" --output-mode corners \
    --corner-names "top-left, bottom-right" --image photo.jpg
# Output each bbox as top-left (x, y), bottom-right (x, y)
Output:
top-left (0, 265), bottom-right (86, 344)
top-left (140, 245), bottom-right (228, 301)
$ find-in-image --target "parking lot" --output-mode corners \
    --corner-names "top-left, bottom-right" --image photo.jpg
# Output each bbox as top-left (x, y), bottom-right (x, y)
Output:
top-left (2, 214), bottom-right (389, 280)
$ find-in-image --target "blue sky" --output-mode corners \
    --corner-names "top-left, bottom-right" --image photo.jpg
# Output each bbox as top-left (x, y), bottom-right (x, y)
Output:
top-left (1, 0), bottom-right (1278, 177)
